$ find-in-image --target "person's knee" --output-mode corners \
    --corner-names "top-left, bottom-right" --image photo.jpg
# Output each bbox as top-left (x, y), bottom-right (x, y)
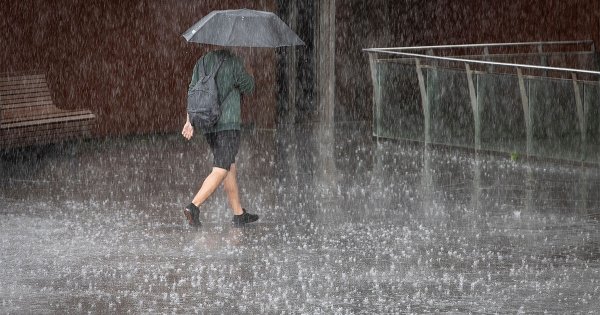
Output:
top-left (229, 163), bottom-right (237, 173)
top-left (222, 166), bottom-right (237, 191)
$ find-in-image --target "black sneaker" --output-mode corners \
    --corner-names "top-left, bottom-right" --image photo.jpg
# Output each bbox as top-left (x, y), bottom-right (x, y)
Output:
top-left (183, 203), bottom-right (201, 226)
top-left (232, 208), bottom-right (259, 226)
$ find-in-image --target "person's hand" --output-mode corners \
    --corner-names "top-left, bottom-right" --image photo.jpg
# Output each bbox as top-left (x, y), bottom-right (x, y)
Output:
top-left (182, 122), bottom-right (194, 140)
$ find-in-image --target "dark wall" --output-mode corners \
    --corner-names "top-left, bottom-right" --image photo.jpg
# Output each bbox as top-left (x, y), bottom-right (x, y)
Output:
top-left (335, 0), bottom-right (600, 122)
top-left (0, 0), bottom-right (277, 137)
top-left (3, 0), bottom-right (598, 135)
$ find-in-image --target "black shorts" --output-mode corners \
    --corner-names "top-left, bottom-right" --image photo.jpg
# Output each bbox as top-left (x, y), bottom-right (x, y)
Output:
top-left (204, 130), bottom-right (240, 171)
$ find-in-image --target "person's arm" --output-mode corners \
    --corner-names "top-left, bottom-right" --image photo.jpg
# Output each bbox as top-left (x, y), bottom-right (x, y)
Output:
top-left (183, 60), bottom-right (201, 140)
top-left (188, 59), bottom-right (201, 92)
top-left (234, 59), bottom-right (254, 95)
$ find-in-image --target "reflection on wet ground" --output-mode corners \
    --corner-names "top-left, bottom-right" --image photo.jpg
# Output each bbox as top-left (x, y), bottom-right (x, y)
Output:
top-left (1, 122), bottom-right (600, 313)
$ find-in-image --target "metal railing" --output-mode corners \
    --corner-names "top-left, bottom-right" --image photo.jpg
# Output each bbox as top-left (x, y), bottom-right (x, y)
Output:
top-left (364, 40), bottom-right (600, 164)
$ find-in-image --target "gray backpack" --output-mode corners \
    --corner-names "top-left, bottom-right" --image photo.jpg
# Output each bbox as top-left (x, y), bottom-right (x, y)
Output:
top-left (187, 56), bottom-right (225, 129)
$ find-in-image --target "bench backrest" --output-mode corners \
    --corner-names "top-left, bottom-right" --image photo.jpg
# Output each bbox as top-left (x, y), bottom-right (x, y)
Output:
top-left (0, 74), bottom-right (54, 121)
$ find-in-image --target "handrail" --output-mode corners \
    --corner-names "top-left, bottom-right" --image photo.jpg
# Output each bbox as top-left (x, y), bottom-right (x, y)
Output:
top-left (363, 47), bottom-right (600, 76)
top-left (366, 41), bottom-right (600, 164)
top-left (365, 40), bottom-right (595, 52)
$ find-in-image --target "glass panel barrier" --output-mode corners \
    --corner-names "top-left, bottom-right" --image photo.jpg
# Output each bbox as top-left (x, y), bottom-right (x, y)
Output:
top-left (367, 43), bottom-right (600, 165)
top-left (427, 68), bottom-right (474, 148)
top-left (478, 72), bottom-right (528, 154)
top-left (583, 82), bottom-right (600, 164)
top-left (528, 77), bottom-right (581, 161)
top-left (374, 59), bottom-right (423, 141)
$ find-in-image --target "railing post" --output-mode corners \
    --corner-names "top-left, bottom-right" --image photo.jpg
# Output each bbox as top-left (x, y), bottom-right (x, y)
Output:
top-left (415, 59), bottom-right (431, 144)
top-left (465, 63), bottom-right (481, 150)
top-left (368, 53), bottom-right (381, 140)
top-left (571, 73), bottom-right (587, 160)
top-left (517, 68), bottom-right (533, 157)
top-left (483, 47), bottom-right (494, 73)
top-left (538, 44), bottom-right (548, 77)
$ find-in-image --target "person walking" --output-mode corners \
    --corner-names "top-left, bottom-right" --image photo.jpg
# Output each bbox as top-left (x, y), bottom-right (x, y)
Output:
top-left (182, 48), bottom-right (259, 227)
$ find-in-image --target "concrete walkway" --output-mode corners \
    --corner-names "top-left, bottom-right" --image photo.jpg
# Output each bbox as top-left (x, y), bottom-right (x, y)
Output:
top-left (1, 123), bottom-right (600, 313)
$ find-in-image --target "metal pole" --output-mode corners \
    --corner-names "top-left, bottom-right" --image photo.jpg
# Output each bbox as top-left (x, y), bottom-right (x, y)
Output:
top-left (571, 73), bottom-right (586, 160)
top-left (368, 53), bottom-right (381, 140)
top-left (538, 44), bottom-right (548, 77)
top-left (517, 68), bottom-right (532, 157)
top-left (416, 59), bottom-right (430, 144)
top-left (483, 46), bottom-right (494, 73)
top-left (466, 63), bottom-right (481, 150)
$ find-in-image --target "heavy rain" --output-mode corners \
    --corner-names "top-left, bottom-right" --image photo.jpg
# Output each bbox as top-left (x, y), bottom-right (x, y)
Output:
top-left (2, 1), bottom-right (600, 314)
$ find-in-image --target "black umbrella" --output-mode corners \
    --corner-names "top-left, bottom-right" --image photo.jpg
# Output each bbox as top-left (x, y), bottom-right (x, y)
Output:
top-left (182, 9), bottom-right (304, 48)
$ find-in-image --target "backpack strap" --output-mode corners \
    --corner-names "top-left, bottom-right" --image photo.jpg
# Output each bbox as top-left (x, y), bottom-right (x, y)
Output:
top-left (201, 55), bottom-right (233, 104)
top-left (202, 55), bottom-right (225, 78)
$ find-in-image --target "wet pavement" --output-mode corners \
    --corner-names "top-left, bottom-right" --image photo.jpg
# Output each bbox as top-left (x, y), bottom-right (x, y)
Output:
top-left (1, 122), bottom-right (600, 313)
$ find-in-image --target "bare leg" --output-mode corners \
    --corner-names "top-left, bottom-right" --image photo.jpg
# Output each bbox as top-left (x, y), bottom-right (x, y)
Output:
top-left (223, 163), bottom-right (244, 215)
top-left (192, 167), bottom-right (228, 207)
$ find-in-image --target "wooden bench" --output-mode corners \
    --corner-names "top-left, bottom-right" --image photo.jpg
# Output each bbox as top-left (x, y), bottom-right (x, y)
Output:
top-left (0, 73), bottom-right (96, 149)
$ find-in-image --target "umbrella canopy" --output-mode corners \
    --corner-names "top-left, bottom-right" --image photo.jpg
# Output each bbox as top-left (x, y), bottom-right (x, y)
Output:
top-left (182, 9), bottom-right (305, 48)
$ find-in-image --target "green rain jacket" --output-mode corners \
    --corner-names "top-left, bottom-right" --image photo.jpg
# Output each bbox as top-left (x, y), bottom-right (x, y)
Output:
top-left (189, 49), bottom-right (254, 133)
